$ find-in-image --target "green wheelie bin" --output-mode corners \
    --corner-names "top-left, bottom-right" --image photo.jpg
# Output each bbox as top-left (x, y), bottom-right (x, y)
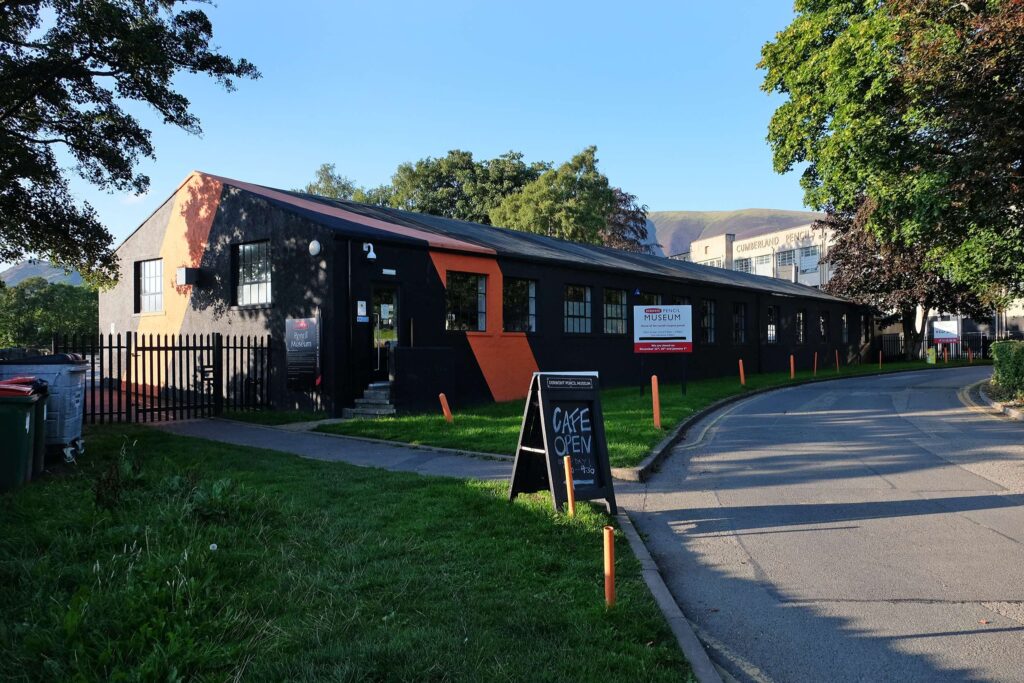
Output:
top-left (0, 392), bottom-right (40, 493)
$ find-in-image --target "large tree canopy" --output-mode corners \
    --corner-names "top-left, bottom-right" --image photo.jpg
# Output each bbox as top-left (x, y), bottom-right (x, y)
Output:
top-left (760, 0), bottom-right (1024, 297)
top-left (295, 163), bottom-right (355, 200)
top-left (0, 276), bottom-right (97, 349)
top-left (822, 201), bottom-right (988, 359)
top-left (1, 0), bottom-right (259, 284)
top-left (385, 150), bottom-right (550, 225)
top-left (302, 146), bottom-right (652, 252)
top-left (488, 147), bottom-right (614, 245)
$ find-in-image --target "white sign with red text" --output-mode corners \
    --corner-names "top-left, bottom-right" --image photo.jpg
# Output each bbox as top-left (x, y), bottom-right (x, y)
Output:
top-left (633, 305), bottom-right (693, 353)
top-left (933, 319), bottom-right (960, 345)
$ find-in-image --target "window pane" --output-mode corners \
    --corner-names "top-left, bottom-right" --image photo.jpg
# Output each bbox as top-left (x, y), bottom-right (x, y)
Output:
top-left (446, 271), bottom-right (486, 331)
top-left (564, 285), bottom-right (592, 334)
top-left (819, 311), bottom-right (830, 343)
top-left (137, 258), bottom-right (163, 313)
top-left (503, 278), bottom-right (536, 332)
top-left (235, 241), bottom-right (272, 305)
top-left (767, 305), bottom-right (778, 344)
top-left (637, 292), bottom-right (661, 305)
top-left (796, 309), bottom-right (806, 344)
top-left (733, 302), bottom-right (747, 344)
top-left (701, 299), bottom-right (716, 344)
top-left (603, 288), bottom-right (627, 334)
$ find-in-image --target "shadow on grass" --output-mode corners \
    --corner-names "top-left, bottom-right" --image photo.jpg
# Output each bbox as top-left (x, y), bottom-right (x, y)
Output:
top-left (0, 425), bottom-right (692, 682)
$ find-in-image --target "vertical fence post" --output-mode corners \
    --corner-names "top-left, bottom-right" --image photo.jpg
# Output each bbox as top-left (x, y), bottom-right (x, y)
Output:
top-left (213, 333), bottom-right (224, 416)
top-left (604, 526), bottom-right (616, 608)
top-left (125, 332), bottom-right (133, 423)
top-left (651, 375), bottom-right (661, 429)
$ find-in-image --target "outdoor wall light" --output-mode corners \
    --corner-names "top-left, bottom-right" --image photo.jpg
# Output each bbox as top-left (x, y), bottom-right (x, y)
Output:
top-left (308, 239), bottom-right (321, 257)
top-left (363, 242), bottom-right (377, 261)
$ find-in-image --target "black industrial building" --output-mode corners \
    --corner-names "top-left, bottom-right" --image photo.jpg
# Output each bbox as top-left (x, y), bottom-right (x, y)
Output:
top-left (98, 172), bottom-right (870, 415)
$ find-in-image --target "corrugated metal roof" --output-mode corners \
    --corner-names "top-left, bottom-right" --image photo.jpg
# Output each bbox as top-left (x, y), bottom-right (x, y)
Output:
top-left (218, 174), bottom-right (846, 303)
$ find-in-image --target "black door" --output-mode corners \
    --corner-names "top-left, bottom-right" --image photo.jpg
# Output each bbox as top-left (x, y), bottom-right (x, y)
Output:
top-left (371, 285), bottom-right (399, 382)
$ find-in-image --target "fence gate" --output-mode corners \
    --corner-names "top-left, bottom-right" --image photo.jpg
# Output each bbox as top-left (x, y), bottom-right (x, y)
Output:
top-left (51, 332), bottom-right (272, 424)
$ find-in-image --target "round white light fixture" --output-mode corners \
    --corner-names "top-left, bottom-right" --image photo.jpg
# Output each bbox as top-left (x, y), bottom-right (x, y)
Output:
top-left (308, 239), bottom-right (322, 257)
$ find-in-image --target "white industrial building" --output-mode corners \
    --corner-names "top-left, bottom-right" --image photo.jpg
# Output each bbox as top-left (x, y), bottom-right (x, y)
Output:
top-left (671, 223), bottom-right (834, 289)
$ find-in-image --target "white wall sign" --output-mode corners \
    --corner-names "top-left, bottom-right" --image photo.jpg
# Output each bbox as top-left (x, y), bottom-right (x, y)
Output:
top-left (633, 305), bottom-right (693, 353)
top-left (933, 319), bottom-right (959, 344)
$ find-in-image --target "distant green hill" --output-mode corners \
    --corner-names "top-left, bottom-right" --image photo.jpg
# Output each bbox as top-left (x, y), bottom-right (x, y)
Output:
top-left (0, 260), bottom-right (83, 286)
top-left (646, 208), bottom-right (823, 257)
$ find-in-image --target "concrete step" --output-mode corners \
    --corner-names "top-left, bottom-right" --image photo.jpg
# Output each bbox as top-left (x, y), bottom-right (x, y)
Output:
top-left (368, 381), bottom-right (392, 390)
top-left (362, 389), bottom-right (391, 401)
top-left (342, 406), bottom-right (397, 419)
top-left (355, 396), bottom-right (393, 407)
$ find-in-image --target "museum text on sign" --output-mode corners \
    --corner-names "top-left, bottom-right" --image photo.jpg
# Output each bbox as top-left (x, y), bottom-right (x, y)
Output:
top-left (633, 305), bottom-right (693, 353)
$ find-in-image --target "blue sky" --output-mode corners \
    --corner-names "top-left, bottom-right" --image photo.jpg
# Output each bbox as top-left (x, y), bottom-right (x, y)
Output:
top-left (69, 0), bottom-right (805, 252)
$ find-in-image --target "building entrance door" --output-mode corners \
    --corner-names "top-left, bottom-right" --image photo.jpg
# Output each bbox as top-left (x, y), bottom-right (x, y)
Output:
top-left (371, 286), bottom-right (398, 382)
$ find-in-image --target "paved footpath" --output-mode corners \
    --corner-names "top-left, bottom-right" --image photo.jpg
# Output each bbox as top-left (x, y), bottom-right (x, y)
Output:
top-left (620, 366), bottom-right (1024, 682)
top-left (157, 419), bottom-right (513, 481)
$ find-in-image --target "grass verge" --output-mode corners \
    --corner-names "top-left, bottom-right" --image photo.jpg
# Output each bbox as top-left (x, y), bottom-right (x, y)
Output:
top-left (320, 360), bottom-right (989, 468)
top-left (0, 425), bottom-right (692, 682)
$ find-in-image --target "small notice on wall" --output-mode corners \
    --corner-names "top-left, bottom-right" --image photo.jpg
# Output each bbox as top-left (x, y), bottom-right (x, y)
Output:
top-left (633, 305), bottom-right (692, 353)
top-left (285, 316), bottom-right (320, 389)
top-left (508, 372), bottom-right (617, 514)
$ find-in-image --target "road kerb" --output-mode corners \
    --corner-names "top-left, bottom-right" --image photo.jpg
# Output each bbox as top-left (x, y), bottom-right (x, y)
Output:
top-left (616, 511), bottom-right (723, 683)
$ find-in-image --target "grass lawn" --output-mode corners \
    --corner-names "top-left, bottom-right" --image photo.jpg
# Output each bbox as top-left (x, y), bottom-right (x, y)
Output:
top-left (0, 426), bottom-right (692, 682)
top-left (222, 408), bottom-right (327, 425)
top-left (320, 360), bottom-right (989, 469)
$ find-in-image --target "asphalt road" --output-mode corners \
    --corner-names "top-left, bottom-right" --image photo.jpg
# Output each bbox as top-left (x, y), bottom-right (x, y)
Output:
top-left (622, 366), bottom-right (1024, 683)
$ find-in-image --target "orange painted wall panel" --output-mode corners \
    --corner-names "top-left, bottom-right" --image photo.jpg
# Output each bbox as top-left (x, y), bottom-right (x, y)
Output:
top-left (428, 252), bottom-right (539, 402)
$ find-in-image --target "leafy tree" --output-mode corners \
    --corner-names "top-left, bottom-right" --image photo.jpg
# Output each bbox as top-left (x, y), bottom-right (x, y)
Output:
top-left (489, 146), bottom-right (616, 245)
top-left (821, 202), bottom-right (988, 360)
top-left (1, 0), bottom-right (259, 285)
top-left (309, 147), bottom-right (651, 251)
top-left (388, 150), bottom-right (549, 224)
top-left (602, 188), bottom-right (652, 254)
top-left (295, 163), bottom-right (355, 199)
top-left (352, 184), bottom-right (395, 206)
top-left (0, 276), bottom-right (97, 349)
top-left (760, 0), bottom-right (1024, 296)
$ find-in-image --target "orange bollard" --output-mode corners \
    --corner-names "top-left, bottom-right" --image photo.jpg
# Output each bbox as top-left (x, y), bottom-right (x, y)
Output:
top-left (563, 456), bottom-right (576, 517)
top-left (969, 347), bottom-right (974, 364)
top-left (879, 350), bottom-right (883, 370)
top-left (943, 346), bottom-right (949, 363)
top-left (738, 359), bottom-right (746, 386)
top-left (651, 375), bottom-right (661, 429)
top-left (604, 525), bottom-right (616, 608)
top-left (438, 392), bottom-right (453, 423)
top-left (835, 349), bottom-right (840, 374)
top-left (790, 354), bottom-right (795, 380)
top-left (813, 351), bottom-right (818, 377)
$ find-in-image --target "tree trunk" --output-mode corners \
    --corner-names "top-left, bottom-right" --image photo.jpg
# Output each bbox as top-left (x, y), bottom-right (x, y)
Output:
top-left (900, 308), bottom-right (917, 361)
top-left (909, 305), bottom-right (930, 361)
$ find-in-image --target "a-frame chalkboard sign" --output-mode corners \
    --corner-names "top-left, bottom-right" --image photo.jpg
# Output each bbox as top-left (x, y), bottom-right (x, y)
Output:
top-left (509, 372), bottom-right (617, 514)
